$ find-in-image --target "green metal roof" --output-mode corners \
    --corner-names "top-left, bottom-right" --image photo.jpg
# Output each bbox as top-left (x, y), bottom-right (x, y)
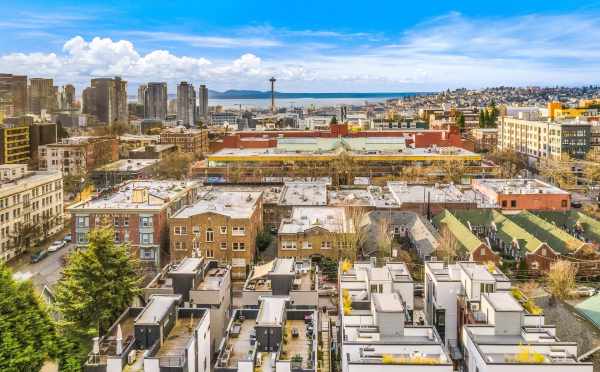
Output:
top-left (575, 294), bottom-right (600, 330)
top-left (534, 210), bottom-right (600, 245)
top-left (507, 211), bottom-right (584, 254)
top-left (432, 209), bottom-right (483, 253)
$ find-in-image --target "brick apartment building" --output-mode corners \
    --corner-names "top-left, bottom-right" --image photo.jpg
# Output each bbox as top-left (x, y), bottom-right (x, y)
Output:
top-left (39, 136), bottom-right (119, 176)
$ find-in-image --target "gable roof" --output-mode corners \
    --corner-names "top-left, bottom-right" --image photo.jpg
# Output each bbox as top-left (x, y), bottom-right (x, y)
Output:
top-left (534, 210), bottom-right (600, 245)
top-left (432, 209), bottom-right (484, 253)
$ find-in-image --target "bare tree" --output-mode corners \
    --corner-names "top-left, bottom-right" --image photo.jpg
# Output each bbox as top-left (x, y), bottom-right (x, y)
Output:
top-left (331, 206), bottom-right (368, 261)
top-left (375, 217), bottom-right (394, 259)
top-left (485, 149), bottom-right (528, 178)
top-left (538, 153), bottom-right (575, 188)
top-left (546, 260), bottom-right (577, 301)
top-left (518, 280), bottom-right (540, 299)
top-left (435, 227), bottom-right (461, 263)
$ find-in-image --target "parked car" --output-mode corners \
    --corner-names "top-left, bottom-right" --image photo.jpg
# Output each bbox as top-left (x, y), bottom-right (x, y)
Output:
top-left (47, 240), bottom-right (67, 252)
top-left (63, 234), bottom-right (72, 243)
top-left (30, 250), bottom-right (48, 263)
top-left (571, 286), bottom-right (597, 297)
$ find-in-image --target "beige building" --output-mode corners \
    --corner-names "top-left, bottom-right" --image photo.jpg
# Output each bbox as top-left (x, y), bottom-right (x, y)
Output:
top-left (498, 117), bottom-right (591, 160)
top-left (160, 126), bottom-right (209, 155)
top-left (0, 164), bottom-right (63, 262)
top-left (169, 189), bottom-right (263, 278)
top-left (38, 136), bottom-right (119, 176)
top-left (277, 206), bottom-right (352, 260)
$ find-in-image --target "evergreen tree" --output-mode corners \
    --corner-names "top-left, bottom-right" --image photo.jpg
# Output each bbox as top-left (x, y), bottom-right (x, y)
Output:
top-left (54, 227), bottom-right (141, 337)
top-left (0, 264), bottom-right (82, 371)
top-left (330, 116), bottom-right (338, 125)
top-left (457, 112), bottom-right (466, 130)
top-left (483, 110), bottom-right (490, 128)
top-left (479, 110), bottom-right (485, 128)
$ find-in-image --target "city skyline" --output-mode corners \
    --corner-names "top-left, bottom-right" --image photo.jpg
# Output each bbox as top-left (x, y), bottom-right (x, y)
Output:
top-left (2, 1), bottom-right (600, 92)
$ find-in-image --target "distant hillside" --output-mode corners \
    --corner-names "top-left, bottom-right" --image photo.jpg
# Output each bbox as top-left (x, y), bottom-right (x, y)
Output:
top-left (207, 90), bottom-right (428, 99)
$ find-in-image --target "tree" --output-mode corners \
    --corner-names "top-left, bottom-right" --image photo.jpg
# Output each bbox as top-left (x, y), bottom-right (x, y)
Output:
top-left (330, 116), bottom-right (338, 125)
top-left (486, 149), bottom-right (528, 178)
top-left (0, 264), bottom-right (81, 371)
top-left (331, 207), bottom-right (368, 261)
top-left (255, 230), bottom-right (272, 252)
top-left (435, 228), bottom-right (463, 263)
top-left (54, 227), bottom-right (141, 337)
top-left (152, 151), bottom-right (194, 180)
top-left (375, 217), bottom-right (394, 259)
top-left (441, 160), bottom-right (466, 184)
top-left (479, 110), bottom-right (485, 128)
top-left (456, 112), bottom-right (466, 131)
top-left (546, 260), bottom-right (576, 301)
top-left (538, 154), bottom-right (575, 188)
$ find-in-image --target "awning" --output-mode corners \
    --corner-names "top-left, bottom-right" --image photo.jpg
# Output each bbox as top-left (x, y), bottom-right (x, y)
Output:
top-left (249, 260), bottom-right (276, 282)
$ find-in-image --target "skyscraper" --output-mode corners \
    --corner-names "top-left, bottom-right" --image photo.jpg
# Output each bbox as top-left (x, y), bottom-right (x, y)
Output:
top-left (28, 78), bottom-right (54, 115)
top-left (137, 84), bottom-right (147, 105)
top-left (59, 84), bottom-right (75, 110)
top-left (144, 82), bottom-right (168, 120)
top-left (198, 84), bottom-right (208, 119)
top-left (0, 74), bottom-right (27, 117)
top-left (177, 81), bottom-right (196, 127)
top-left (82, 76), bottom-right (128, 125)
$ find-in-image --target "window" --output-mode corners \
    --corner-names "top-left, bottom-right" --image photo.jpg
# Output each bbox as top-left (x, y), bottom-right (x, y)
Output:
top-left (220, 226), bottom-right (227, 234)
top-left (113, 217), bottom-right (119, 227)
top-left (140, 216), bottom-right (153, 227)
top-left (140, 233), bottom-right (153, 245)
top-left (114, 231), bottom-right (120, 242)
top-left (206, 249), bottom-right (214, 258)
top-left (123, 217), bottom-right (129, 227)
top-left (175, 241), bottom-right (186, 251)
top-left (220, 242), bottom-right (227, 250)
top-left (302, 241), bottom-right (312, 250)
top-left (174, 226), bottom-right (187, 235)
top-left (480, 283), bottom-right (494, 294)
top-left (501, 200), bottom-right (507, 208)
top-left (531, 261), bottom-right (540, 270)
top-left (232, 226), bottom-right (245, 236)
top-left (76, 216), bottom-right (89, 228)
top-left (232, 242), bottom-right (245, 251)
top-left (281, 241), bottom-right (297, 250)
top-left (206, 228), bottom-right (214, 242)
top-left (77, 232), bottom-right (88, 244)
top-left (193, 225), bottom-right (200, 234)
top-left (510, 200), bottom-right (517, 208)
top-left (561, 200), bottom-right (567, 208)
top-left (140, 248), bottom-right (155, 260)
top-left (321, 241), bottom-right (332, 249)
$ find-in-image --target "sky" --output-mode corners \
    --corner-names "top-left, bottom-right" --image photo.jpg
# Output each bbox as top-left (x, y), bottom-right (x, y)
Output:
top-left (2, 0), bottom-right (600, 93)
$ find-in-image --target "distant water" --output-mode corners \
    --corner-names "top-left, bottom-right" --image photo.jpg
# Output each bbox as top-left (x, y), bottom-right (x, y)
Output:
top-left (209, 93), bottom-right (429, 109)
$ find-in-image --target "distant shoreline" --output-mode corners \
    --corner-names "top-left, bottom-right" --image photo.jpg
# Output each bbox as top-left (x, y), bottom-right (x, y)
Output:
top-left (207, 91), bottom-right (433, 99)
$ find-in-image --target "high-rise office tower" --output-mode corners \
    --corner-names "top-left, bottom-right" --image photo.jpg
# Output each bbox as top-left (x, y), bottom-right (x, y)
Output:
top-left (198, 84), bottom-right (208, 119)
top-left (177, 82), bottom-right (196, 127)
top-left (60, 84), bottom-right (76, 110)
top-left (0, 74), bottom-right (27, 117)
top-left (144, 82), bottom-right (168, 120)
top-left (82, 76), bottom-right (128, 125)
top-left (28, 78), bottom-right (54, 115)
top-left (137, 84), bottom-right (147, 105)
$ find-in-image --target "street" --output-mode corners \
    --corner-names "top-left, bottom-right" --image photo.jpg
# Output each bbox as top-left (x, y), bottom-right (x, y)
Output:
top-left (11, 243), bottom-right (74, 290)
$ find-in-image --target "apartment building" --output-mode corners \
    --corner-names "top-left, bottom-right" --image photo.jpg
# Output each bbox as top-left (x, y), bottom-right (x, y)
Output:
top-left (0, 121), bottom-right (29, 164)
top-left (68, 180), bottom-right (201, 268)
top-left (0, 164), bottom-right (63, 262)
top-left (498, 116), bottom-right (591, 160)
top-left (472, 178), bottom-right (571, 211)
top-left (462, 292), bottom-right (592, 371)
top-left (169, 189), bottom-right (263, 278)
top-left (160, 126), bottom-right (209, 155)
top-left (84, 295), bottom-right (211, 372)
top-left (143, 257), bottom-right (231, 359)
top-left (424, 261), bottom-right (512, 358)
top-left (215, 296), bottom-right (318, 372)
top-left (39, 136), bottom-right (119, 176)
top-left (241, 258), bottom-right (318, 307)
top-left (338, 260), bottom-right (451, 372)
top-left (471, 127), bottom-right (498, 152)
top-left (278, 206), bottom-right (352, 260)
top-left (90, 158), bottom-right (159, 189)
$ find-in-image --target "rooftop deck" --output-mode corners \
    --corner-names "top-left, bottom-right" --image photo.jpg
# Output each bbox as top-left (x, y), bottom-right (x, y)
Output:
top-left (282, 319), bottom-right (313, 369)
top-left (156, 315), bottom-right (202, 361)
top-left (221, 318), bottom-right (256, 368)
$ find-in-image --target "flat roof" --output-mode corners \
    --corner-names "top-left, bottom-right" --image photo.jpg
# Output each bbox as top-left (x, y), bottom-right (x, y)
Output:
top-left (135, 295), bottom-right (179, 324)
top-left (272, 258), bottom-right (295, 275)
top-left (256, 297), bottom-right (287, 326)
top-left (474, 178), bottom-right (569, 195)
top-left (94, 158), bottom-right (158, 172)
top-left (69, 180), bottom-right (198, 212)
top-left (483, 292), bottom-right (523, 312)
top-left (279, 182), bottom-right (327, 206)
top-left (0, 170), bottom-right (61, 196)
top-left (280, 206), bottom-right (348, 234)
top-left (171, 189), bottom-right (261, 219)
top-left (170, 257), bottom-right (203, 275)
top-left (388, 182), bottom-right (494, 207)
top-left (373, 292), bottom-right (404, 313)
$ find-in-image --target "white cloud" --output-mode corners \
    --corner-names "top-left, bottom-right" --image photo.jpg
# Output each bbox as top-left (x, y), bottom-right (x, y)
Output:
top-left (125, 31), bottom-right (281, 48)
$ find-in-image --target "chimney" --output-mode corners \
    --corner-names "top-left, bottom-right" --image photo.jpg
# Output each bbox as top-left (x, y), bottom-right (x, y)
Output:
top-left (116, 324), bottom-right (123, 355)
top-left (92, 337), bottom-right (100, 354)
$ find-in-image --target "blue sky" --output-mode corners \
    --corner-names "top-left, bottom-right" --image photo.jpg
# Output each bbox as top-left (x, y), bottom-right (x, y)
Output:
top-left (2, 0), bottom-right (600, 92)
